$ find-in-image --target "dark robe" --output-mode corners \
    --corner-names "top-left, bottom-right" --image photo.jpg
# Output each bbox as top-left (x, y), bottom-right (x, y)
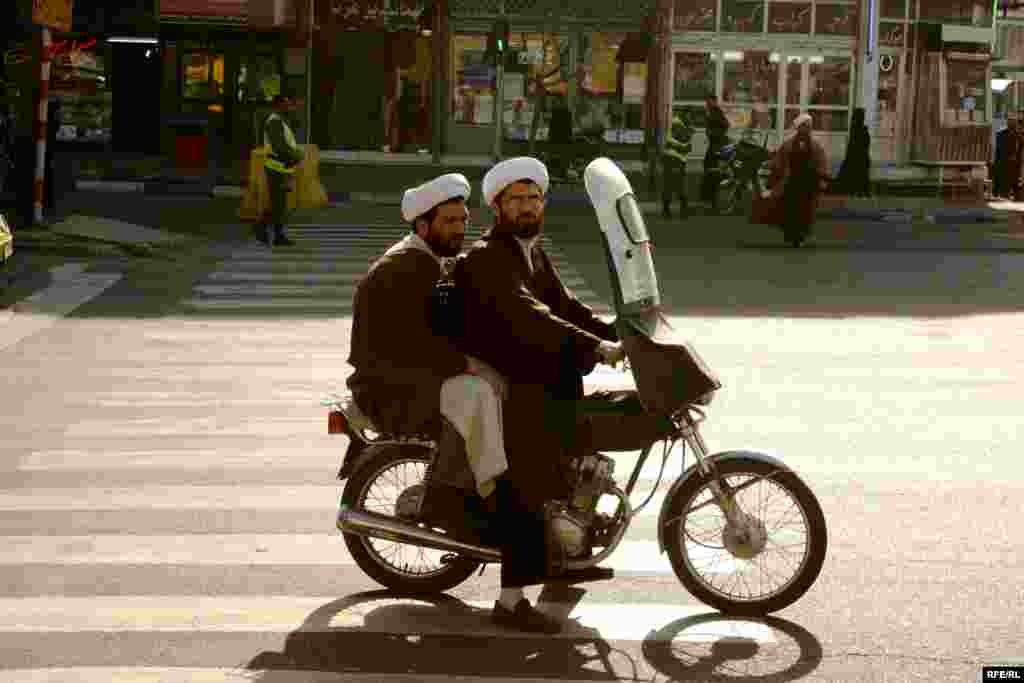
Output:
top-left (454, 226), bottom-right (618, 586)
top-left (347, 238), bottom-right (468, 437)
top-left (837, 116), bottom-right (871, 197)
top-left (993, 129), bottom-right (1010, 198)
top-left (454, 227), bottom-right (618, 505)
top-left (766, 134), bottom-right (830, 229)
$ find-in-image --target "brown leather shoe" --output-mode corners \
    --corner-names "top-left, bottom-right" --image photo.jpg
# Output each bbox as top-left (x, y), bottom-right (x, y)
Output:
top-left (491, 599), bottom-right (562, 634)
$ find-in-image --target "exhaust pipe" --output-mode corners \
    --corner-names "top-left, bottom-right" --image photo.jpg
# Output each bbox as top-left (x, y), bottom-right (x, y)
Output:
top-left (337, 504), bottom-right (502, 563)
top-left (338, 486), bottom-right (633, 571)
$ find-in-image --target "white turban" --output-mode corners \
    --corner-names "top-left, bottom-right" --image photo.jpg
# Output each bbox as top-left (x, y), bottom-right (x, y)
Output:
top-left (482, 156), bottom-right (549, 207)
top-left (793, 113), bottom-right (813, 130)
top-left (401, 173), bottom-right (471, 223)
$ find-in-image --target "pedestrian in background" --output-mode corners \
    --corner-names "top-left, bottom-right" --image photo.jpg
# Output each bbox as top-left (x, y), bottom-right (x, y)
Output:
top-left (44, 98), bottom-right (64, 220)
top-left (1011, 111), bottom-right (1024, 201)
top-left (836, 107), bottom-right (871, 197)
top-left (993, 117), bottom-right (1011, 199)
top-left (259, 94), bottom-right (303, 247)
top-left (661, 112), bottom-right (693, 219)
top-left (700, 94), bottom-right (730, 210)
top-left (765, 113), bottom-right (829, 247)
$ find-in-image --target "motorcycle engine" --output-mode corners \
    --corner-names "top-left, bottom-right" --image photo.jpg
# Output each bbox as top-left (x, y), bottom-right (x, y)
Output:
top-left (549, 504), bottom-right (590, 559)
top-left (570, 453), bottom-right (615, 515)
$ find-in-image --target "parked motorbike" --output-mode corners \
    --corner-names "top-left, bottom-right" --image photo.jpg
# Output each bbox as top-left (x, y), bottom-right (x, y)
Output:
top-left (713, 132), bottom-right (775, 216)
top-left (327, 157), bottom-right (827, 616)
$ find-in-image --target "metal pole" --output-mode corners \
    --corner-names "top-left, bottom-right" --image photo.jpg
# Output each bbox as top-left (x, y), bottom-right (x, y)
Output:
top-left (492, 1), bottom-right (505, 162)
top-left (33, 26), bottom-right (51, 226)
top-left (306, 0), bottom-right (314, 145)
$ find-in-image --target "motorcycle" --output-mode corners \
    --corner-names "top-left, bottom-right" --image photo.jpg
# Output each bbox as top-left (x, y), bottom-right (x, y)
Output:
top-left (713, 132), bottom-right (775, 216)
top-left (326, 157), bottom-right (828, 616)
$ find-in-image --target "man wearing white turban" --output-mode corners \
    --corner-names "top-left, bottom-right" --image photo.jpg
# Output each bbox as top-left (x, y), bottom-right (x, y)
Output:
top-left (452, 157), bottom-right (624, 633)
top-left (346, 172), bottom-right (506, 449)
top-left (764, 112), bottom-right (830, 246)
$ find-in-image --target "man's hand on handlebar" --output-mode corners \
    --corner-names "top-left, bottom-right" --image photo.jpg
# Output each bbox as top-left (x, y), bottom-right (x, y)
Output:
top-left (596, 341), bottom-right (626, 367)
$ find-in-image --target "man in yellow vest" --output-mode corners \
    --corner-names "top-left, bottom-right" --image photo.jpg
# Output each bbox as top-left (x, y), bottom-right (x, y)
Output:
top-left (260, 95), bottom-right (304, 246)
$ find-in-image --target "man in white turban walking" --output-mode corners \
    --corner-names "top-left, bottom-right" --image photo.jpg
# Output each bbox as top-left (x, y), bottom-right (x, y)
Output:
top-left (764, 112), bottom-right (830, 246)
top-left (452, 156), bottom-right (624, 634)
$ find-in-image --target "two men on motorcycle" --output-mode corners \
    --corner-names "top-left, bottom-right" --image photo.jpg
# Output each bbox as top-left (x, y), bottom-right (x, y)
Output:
top-left (346, 158), bottom-right (623, 634)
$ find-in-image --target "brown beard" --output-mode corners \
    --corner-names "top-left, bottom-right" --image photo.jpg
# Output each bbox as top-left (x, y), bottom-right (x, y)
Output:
top-left (425, 230), bottom-right (463, 257)
top-left (496, 211), bottom-right (543, 239)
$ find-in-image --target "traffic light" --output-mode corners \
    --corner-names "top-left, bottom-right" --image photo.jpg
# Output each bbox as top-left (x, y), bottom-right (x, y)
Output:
top-left (491, 18), bottom-right (510, 55)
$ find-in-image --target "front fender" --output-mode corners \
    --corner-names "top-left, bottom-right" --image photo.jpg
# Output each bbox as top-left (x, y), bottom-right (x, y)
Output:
top-left (655, 450), bottom-right (791, 554)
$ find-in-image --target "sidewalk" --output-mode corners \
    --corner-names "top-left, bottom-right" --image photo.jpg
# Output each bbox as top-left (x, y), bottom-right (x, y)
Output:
top-left (6, 189), bottom-right (1024, 272)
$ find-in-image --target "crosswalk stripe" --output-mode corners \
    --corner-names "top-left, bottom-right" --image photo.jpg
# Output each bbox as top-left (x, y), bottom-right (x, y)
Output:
top-left (181, 223), bottom-right (609, 316)
top-left (0, 266), bottom-right (122, 352)
top-left (0, 535), bottom-right (682, 573)
top-left (193, 284), bottom-right (356, 297)
top-left (0, 596), bottom-right (772, 643)
top-left (0, 486), bottom-right (669, 518)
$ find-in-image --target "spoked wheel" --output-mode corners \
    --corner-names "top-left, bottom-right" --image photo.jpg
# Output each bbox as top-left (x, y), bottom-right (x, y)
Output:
top-left (663, 456), bottom-right (827, 615)
top-left (340, 445), bottom-right (481, 594)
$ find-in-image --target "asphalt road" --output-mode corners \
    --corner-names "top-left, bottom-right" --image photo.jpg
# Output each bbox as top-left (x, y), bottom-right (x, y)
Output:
top-left (1, 207), bottom-right (1022, 682)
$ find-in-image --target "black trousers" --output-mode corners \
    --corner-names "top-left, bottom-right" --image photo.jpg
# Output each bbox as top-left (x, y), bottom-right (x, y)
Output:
top-left (700, 147), bottom-right (720, 205)
top-left (493, 477), bottom-right (553, 588)
top-left (662, 159), bottom-right (688, 212)
top-left (265, 168), bottom-right (292, 234)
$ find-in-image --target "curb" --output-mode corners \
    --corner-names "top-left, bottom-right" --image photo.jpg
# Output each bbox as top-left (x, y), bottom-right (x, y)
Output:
top-left (72, 179), bottom-right (1010, 223)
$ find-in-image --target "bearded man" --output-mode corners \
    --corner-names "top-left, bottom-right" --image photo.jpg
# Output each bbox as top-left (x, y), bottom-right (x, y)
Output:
top-left (452, 157), bottom-right (624, 633)
top-left (346, 173), bottom-right (506, 443)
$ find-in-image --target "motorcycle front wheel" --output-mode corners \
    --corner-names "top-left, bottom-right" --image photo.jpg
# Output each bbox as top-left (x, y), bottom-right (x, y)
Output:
top-left (662, 456), bottom-right (827, 615)
top-left (340, 445), bottom-right (481, 594)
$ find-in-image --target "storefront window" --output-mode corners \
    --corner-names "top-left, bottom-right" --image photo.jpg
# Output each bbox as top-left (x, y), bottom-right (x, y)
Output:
top-left (815, 3), bottom-right (858, 36)
top-left (722, 0), bottom-right (765, 33)
top-left (919, 0), bottom-right (994, 27)
top-left (786, 56), bottom-right (803, 105)
top-left (237, 55), bottom-right (281, 103)
top-left (723, 50), bottom-right (778, 105)
top-left (809, 56), bottom-right (851, 106)
top-left (673, 52), bottom-right (716, 102)
top-left (943, 58), bottom-right (989, 125)
top-left (182, 51), bottom-right (225, 101)
top-left (768, 2), bottom-right (811, 34)
top-left (723, 50), bottom-right (777, 132)
top-left (50, 37), bottom-right (112, 144)
top-left (674, 0), bottom-right (716, 31)
top-left (881, 0), bottom-right (909, 19)
top-left (452, 34), bottom-right (495, 125)
top-left (996, 23), bottom-right (1024, 63)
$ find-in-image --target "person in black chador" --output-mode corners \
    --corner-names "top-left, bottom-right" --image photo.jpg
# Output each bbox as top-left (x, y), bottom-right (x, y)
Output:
top-left (836, 107), bottom-right (871, 197)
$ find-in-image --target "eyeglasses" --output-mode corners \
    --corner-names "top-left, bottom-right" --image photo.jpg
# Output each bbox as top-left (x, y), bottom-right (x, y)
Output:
top-left (502, 195), bottom-right (545, 206)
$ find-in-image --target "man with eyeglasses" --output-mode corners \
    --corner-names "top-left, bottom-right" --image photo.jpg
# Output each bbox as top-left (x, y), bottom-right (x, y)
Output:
top-left (452, 156), bottom-right (624, 633)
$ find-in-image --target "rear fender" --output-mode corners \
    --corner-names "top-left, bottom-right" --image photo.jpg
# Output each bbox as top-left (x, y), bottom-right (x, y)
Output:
top-left (338, 440), bottom-right (435, 481)
top-left (655, 450), bottom-right (790, 553)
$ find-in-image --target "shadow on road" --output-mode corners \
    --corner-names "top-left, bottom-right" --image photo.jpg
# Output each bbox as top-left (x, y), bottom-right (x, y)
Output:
top-left (243, 589), bottom-right (823, 682)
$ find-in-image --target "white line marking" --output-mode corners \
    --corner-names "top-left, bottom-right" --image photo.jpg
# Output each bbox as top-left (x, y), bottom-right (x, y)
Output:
top-left (1, 267), bottom-right (122, 352)
top-left (193, 284), bottom-right (356, 297)
top-left (182, 299), bottom-right (349, 310)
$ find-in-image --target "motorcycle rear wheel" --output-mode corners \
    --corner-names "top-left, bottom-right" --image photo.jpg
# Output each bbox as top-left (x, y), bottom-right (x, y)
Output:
top-left (340, 445), bottom-right (481, 594)
top-left (662, 457), bottom-right (827, 615)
